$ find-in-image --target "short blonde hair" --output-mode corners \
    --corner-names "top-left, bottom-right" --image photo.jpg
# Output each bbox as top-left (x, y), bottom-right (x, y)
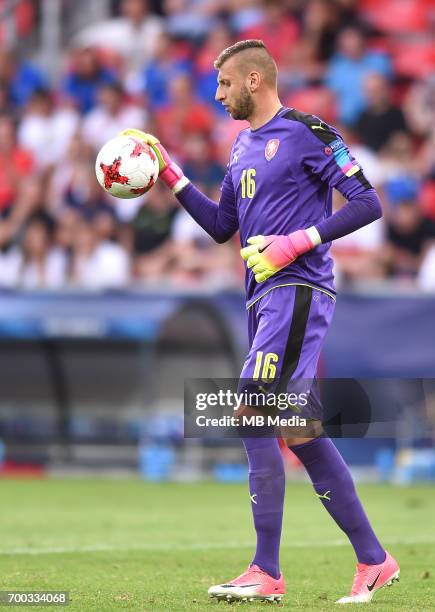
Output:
top-left (214, 39), bottom-right (277, 88)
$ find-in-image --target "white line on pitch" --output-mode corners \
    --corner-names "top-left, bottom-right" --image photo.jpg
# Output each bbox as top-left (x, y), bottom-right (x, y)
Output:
top-left (0, 536), bottom-right (432, 556)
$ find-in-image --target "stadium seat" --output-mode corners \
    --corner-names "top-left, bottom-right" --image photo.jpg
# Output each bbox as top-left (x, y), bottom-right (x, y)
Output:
top-left (361, 0), bottom-right (430, 34)
top-left (0, 0), bottom-right (34, 43)
top-left (285, 88), bottom-right (337, 124)
top-left (392, 40), bottom-right (435, 79)
top-left (420, 181), bottom-right (435, 221)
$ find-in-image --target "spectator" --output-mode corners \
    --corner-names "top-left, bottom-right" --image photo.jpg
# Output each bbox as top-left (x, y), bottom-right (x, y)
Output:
top-left (0, 115), bottom-right (33, 213)
top-left (228, 0), bottom-right (263, 33)
top-left (48, 134), bottom-right (94, 214)
top-left (417, 127), bottom-right (435, 182)
top-left (403, 74), bottom-right (435, 137)
top-left (70, 217), bottom-right (130, 289)
top-left (163, 0), bottom-right (221, 42)
top-left (0, 0), bottom-right (432, 292)
top-left (47, 135), bottom-right (113, 218)
top-left (17, 214), bottom-right (68, 290)
top-left (0, 83), bottom-right (12, 115)
top-left (53, 207), bottom-right (81, 254)
top-left (325, 26), bottom-right (392, 125)
top-left (64, 163), bottom-right (112, 219)
top-left (279, 39), bottom-right (325, 95)
top-left (339, 126), bottom-right (384, 187)
top-left (379, 132), bottom-right (420, 183)
top-left (403, 75), bottom-right (435, 185)
top-left (332, 126), bottom-right (386, 285)
top-left (355, 73), bottom-right (408, 152)
top-left (0, 49), bottom-right (47, 110)
top-left (0, 177), bottom-right (47, 289)
top-left (332, 222), bottom-right (386, 286)
top-left (62, 47), bottom-right (117, 115)
top-left (417, 242), bottom-right (435, 292)
top-left (75, 0), bottom-right (163, 78)
top-left (170, 194), bottom-right (239, 287)
top-left (332, 189), bottom-right (386, 284)
top-left (93, 211), bottom-right (120, 244)
top-left (303, 0), bottom-right (341, 62)
top-left (11, 176), bottom-right (51, 229)
top-left (132, 181), bottom-right (178, 282)
top-left (212, 114), bottom-right (250, 168)
top-left (183, 133), bottom-right (225, 188)
top-left (194, 24), bottom-right (233, 114)
top-left (239, 0), bottom-right (299, 65)
top-left (0, 242), bottom-right (21, 288)
top-left (154, 73), bottom-right (214, 158)
top-left (141, 32), bottom-right (191, 110)
top-left (17, 89), bottom-right (80, 171)
top-left (47, 133), bottom-right (113, 219)
top-left (384, 179), bottom-right (435, 279)
top-left (0, 177), bottom-right (67, 289)
top-left (82, 82), bottom-right (146, 151)
top-left (334, 0), bottom-right (360, 28)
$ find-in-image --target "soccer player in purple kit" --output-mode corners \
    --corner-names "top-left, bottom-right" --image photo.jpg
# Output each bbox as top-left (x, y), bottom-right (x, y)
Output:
top-left (121, 40), bottom-right (400, 605)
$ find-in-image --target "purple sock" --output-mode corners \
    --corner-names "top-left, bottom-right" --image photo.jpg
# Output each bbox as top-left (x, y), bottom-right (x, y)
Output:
top-left (242, 436), bottom-right (285, 579)
top-left (289, 437), bottom-right (386, 565)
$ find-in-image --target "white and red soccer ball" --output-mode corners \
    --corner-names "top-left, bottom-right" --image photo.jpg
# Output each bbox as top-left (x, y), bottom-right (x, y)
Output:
top-left (95, 135), bottom-right (160, 199)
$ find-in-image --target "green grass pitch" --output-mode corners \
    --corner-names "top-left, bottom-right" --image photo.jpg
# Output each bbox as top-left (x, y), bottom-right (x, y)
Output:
top-left (0, 479), bottom-right (434, 610)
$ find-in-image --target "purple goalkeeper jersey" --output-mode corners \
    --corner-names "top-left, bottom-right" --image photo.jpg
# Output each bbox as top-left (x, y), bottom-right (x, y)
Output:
top-left (224, 107), bottom-right (372, 307)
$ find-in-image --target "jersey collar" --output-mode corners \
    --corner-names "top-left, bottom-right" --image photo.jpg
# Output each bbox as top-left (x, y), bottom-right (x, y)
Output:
top-left (250, 106), bottom-right (287, 133)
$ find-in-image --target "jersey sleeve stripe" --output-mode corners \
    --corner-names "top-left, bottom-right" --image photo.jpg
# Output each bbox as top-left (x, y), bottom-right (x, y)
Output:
top-left (282, 109), bottom-right (337, 146)
top-left (282, 108), bottom-right (373, 190)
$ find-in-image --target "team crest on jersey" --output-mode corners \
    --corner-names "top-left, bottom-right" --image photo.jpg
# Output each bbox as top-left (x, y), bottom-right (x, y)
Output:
top-left (265, 139), bottom-right (280, 161)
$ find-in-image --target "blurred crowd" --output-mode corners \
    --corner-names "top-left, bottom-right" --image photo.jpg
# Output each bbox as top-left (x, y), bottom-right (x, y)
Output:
top-left (0, 0), bottom-right (434, 291)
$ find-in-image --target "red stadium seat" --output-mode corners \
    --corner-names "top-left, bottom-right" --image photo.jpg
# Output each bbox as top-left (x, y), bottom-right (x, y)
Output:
top-left (361, 0), bottom-right (430, 34)
top-left (15, 0), bottom-right (34, 37)
top-left (0, 0), bottom-right (34, 43)
top-left (285, 88), bottom-right (337, 124)
top-left (392, 40), bottom-right (435, 79)
top-left (420, 181), bottom-right (435, 221)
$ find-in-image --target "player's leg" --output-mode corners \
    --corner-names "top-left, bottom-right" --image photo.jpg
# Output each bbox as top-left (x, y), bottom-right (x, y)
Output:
top-left (242, 432), bottom-right (284, 572)
top-left (208, 287), bottom-right (304, 602)
top-left (207, 428), bottom-right (286, 602)
top-left (288, 436), bottom-right (399, 603)
top-left (277, 287), bottom-right (399, 603)
top-left (236, 286), bottom-right (317, 589)
top-left (289, 436), bottom-right (385, 565)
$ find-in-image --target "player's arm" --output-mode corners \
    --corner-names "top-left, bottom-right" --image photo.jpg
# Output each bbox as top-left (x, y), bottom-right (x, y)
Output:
top-left (241, 118), bottom-right (382, 283)
top-left (119, 129), bottom-right (238, 244)
top-left (299, 118), bottom-right (382, 243)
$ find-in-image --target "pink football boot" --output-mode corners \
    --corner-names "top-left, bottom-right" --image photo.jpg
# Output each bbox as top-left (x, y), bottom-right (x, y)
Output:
top-left (208, 564), bottom-right (286, 602)
top-left (336, 551), bottom-right (400, 604)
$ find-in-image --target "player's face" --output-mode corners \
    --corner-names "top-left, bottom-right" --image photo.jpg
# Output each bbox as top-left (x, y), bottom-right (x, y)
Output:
top-left (215, 62), bottom-right (255, 121)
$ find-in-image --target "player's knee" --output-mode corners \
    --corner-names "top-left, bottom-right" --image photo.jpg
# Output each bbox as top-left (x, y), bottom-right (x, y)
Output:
top-left (283, 419), bottom-right (324, 447)
top-left (249, 457), bottom-right (285, 485)
top-left (234, 404), bottom-right (264, 420)
top-left (286, 436), bottom-right (316, 447)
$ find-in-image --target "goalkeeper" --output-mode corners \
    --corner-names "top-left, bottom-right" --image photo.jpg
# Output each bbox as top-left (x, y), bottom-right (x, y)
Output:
top-left (121, 39), bottom-right (399, 605)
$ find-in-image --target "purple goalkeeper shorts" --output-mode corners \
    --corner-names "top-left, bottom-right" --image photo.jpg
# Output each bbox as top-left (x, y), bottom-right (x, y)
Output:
top-left (239, 284), bottom-right (335, 421)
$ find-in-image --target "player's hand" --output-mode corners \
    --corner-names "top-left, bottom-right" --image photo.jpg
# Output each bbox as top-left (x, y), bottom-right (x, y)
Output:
top-left (240, 231), bottom-right (316, 283)
top-left (118, 129), bottom-right (189, 193)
